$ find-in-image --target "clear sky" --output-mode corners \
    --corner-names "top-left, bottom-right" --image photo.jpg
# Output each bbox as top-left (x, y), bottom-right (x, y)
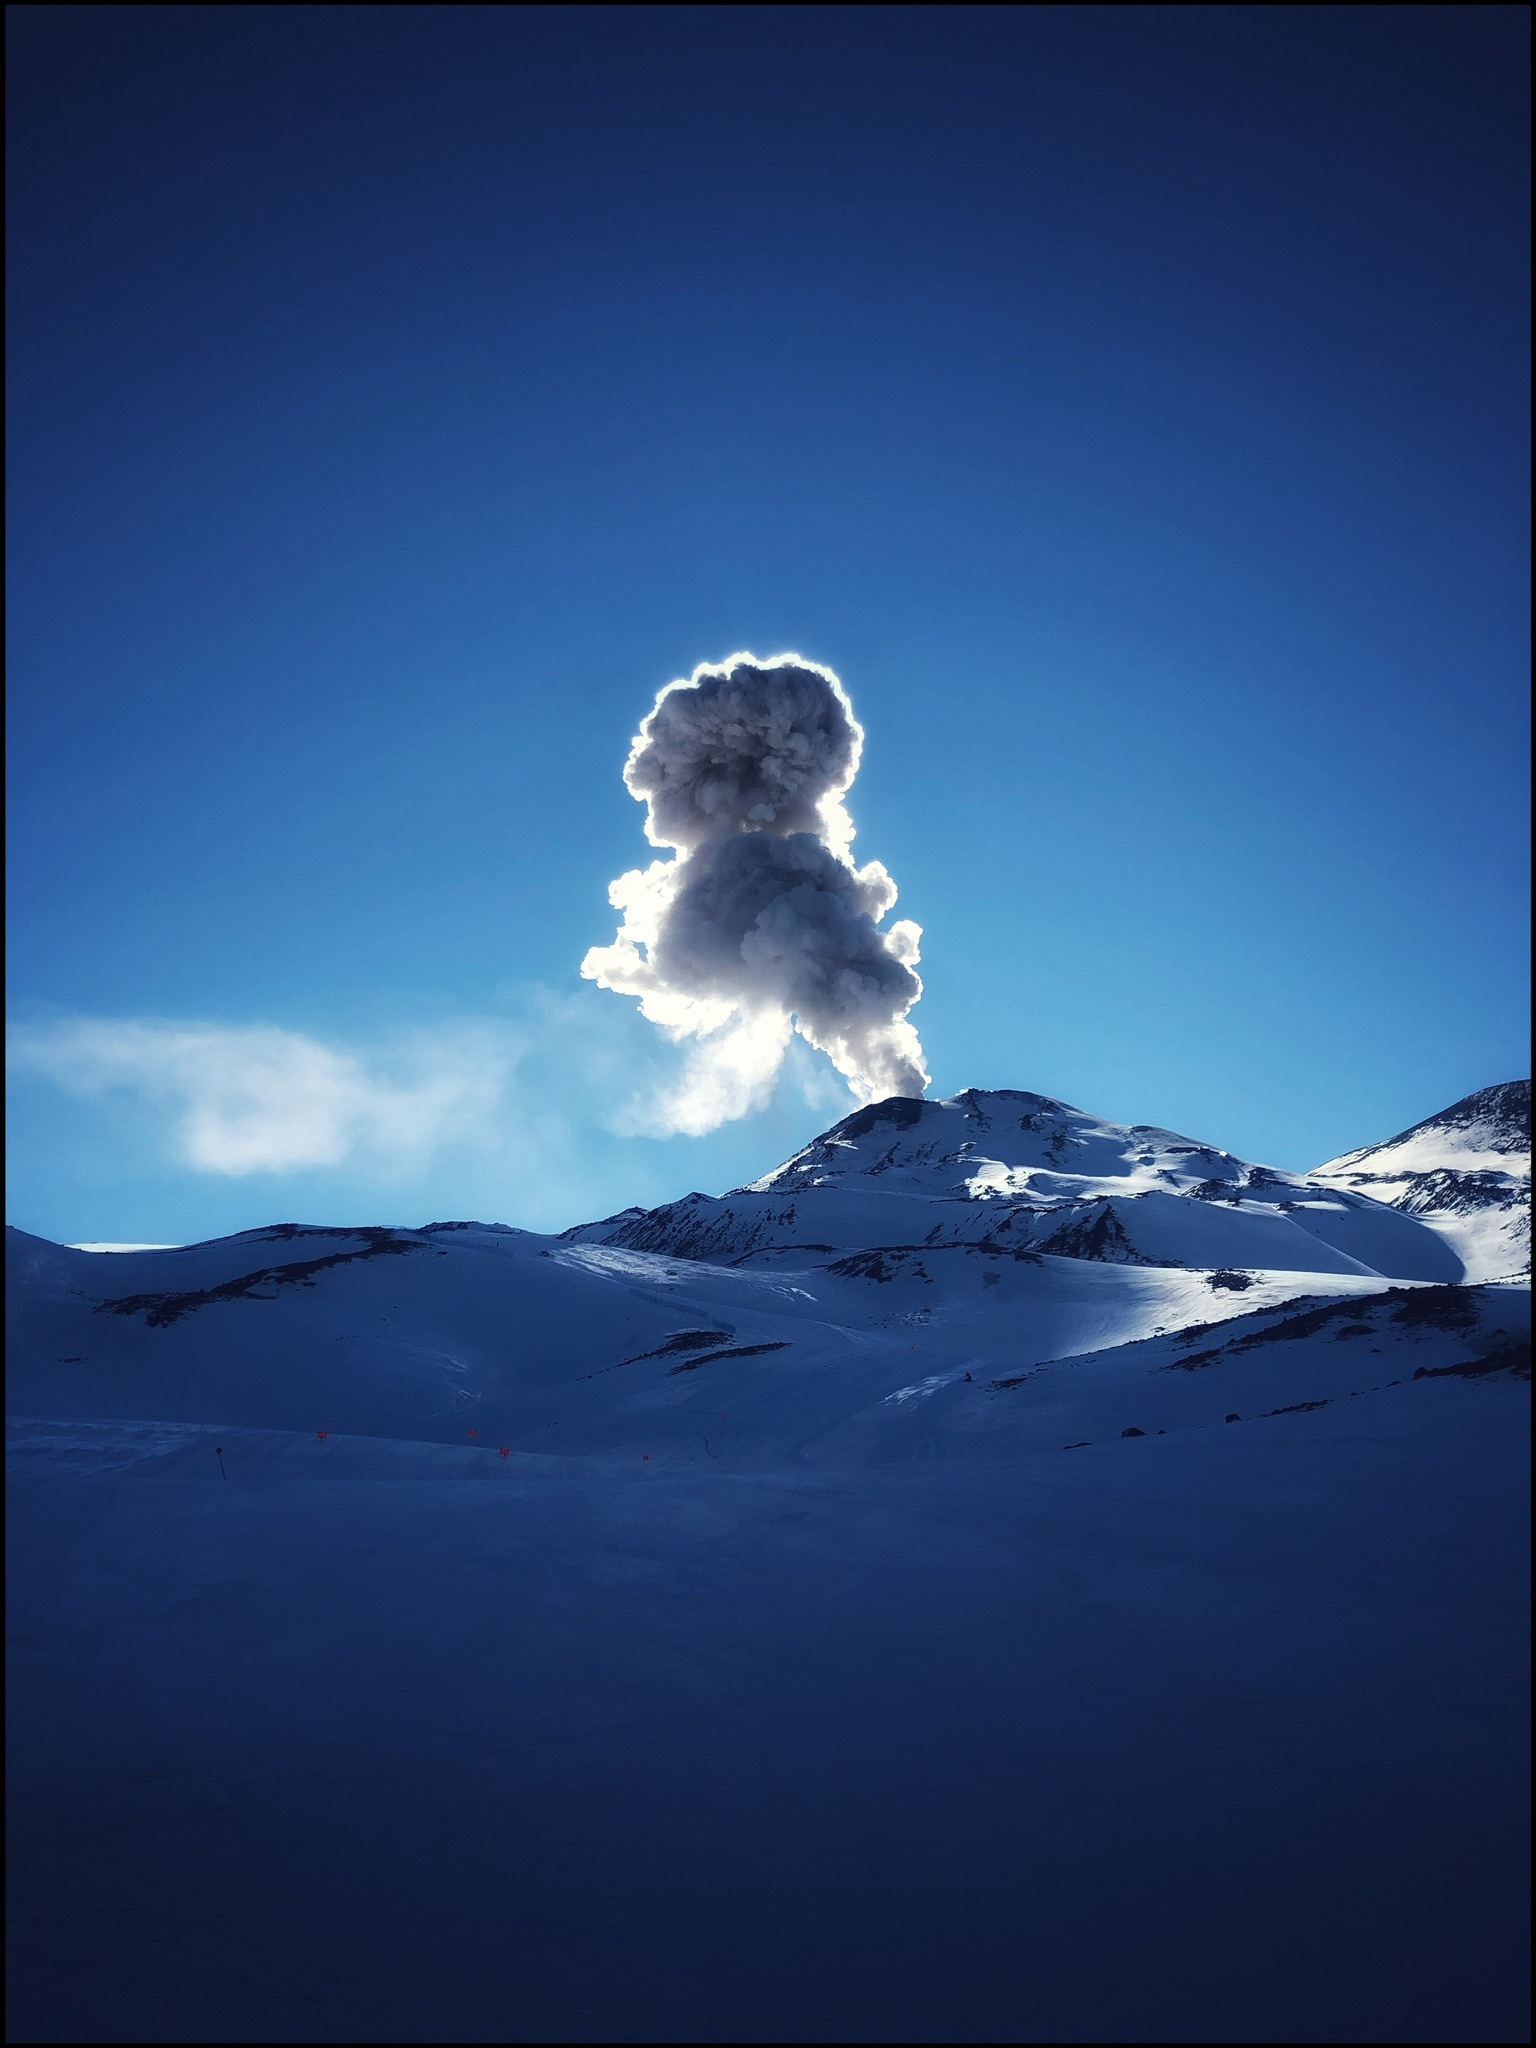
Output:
top-left (6, 3), bottom-right (1530, 1246)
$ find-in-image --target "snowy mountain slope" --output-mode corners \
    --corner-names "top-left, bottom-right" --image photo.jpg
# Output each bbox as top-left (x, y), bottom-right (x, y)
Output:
top-left (1311, 1079), bottom-right (1531, 1282)
top-left (560, 1089), bottom-right (1466, 1282)
top-left (2, 1218), bottom-right (1463, 1466)
top-left (8, 1083), bottom-right (1529, 1463)
top-left (5, 1220), bottom-right (818, 1452)
top-left (803, 1279), bottom-right (1530, 1466)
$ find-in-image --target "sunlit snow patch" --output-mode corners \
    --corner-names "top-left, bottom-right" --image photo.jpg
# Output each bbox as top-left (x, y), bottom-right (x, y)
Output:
top-left (69, 1242), bottom-right (181, 1252)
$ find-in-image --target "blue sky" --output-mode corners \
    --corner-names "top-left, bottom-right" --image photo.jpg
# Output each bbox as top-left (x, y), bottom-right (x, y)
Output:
top-left (6, 3), bottom-right (1530, 1245)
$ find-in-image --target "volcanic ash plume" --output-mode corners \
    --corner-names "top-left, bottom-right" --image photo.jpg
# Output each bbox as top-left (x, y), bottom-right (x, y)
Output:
top-left (582, 652), bottom-right (928, 1134)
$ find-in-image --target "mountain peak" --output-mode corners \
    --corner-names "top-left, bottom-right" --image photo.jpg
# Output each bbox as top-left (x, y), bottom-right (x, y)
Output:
top-left (738, 1087), bottom-right (1119, 1199)
top-left (551, 1083), bottom-right (1468, 1285)
top-left (1310, 1080), bottom-right (1530, 1282)
top-left (1315, 1080), bottom-right (1531, 1176)
top-left (1405, 1080), bottom-right (1530, 1151)
top-left (816, 1087), bottom-right (1080, 1150)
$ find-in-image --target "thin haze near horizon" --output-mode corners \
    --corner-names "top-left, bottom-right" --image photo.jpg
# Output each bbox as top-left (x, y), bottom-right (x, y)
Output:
top-left (5, 4), bottom-right (1530, 1246)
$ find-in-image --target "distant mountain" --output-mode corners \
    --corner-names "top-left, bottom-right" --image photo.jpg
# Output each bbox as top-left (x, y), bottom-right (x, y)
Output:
top-left (1311, 1081), bottom-right (1530, 1282)
top-left (560, 1086), bottom-right (1465, 1283)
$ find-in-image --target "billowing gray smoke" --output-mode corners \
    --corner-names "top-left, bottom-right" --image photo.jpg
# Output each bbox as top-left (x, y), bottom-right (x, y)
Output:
top-left (582, 653), bottom-right (928, 1133)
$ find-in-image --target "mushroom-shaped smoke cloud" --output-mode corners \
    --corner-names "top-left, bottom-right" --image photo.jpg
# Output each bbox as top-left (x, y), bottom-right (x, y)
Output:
top-left (582, 653), bottom-right (928, 1134)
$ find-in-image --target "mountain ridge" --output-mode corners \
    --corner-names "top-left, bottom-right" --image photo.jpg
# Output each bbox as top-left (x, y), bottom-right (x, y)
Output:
top-left (558, 1082), bottom-right (1531, 1284)
top-left (6, 1077), bottom-right (1527, 1460)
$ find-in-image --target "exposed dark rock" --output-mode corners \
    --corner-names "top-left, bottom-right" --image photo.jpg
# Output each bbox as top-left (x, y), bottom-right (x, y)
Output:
top-left (1412, 1340), bottom-right (1531, 1383)
top-left (668, 1341), bottom-right (791, 1373)
top-left (729, 1243), bottom-right (838, 1263)
top-left (93, 1231), bottom-right (438, 1329)
top-left (824, 1248), bottom-right (904, 1283)
top-left (1353, 1167), bottom-right (1528, 1217)
top-left (1037, 1202), bottom-right (1157, 1266)
top-left (975, 1235), bottom-right (1044, 1264)
top-left (619, 1330), bottom-right (732, 1366)
top-left (1163, 1287), bottom-right (1487, 1373)
top-left (825, 1097), bottom-right (929, 1143)
top-left (1388, 1287), bottom-right (1482, 1335)
top-left (823, 1247), bottom-right (938, 1283)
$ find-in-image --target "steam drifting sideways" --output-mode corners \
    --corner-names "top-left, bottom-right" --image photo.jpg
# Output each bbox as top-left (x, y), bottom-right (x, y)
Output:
top-left (582, 654), bottom-right (929, 1134)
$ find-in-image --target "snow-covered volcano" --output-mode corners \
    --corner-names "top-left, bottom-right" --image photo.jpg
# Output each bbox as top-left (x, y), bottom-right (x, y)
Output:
top-left (1311, 1080), bottom-right (1531, 1281)
top-left (562, 1086), bottom-right (1469, 1282)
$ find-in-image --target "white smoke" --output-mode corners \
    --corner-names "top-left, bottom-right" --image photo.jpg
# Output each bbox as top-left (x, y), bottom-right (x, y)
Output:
top-left (582, 652), bottom-right (928, 1133)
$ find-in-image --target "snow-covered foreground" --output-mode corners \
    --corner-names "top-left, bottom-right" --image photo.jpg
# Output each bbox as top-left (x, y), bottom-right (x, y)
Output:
top-left (6, 1080), bottom-right (1530, 2040)
top-left (7, 1387), bottom-right (1529, 2045)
